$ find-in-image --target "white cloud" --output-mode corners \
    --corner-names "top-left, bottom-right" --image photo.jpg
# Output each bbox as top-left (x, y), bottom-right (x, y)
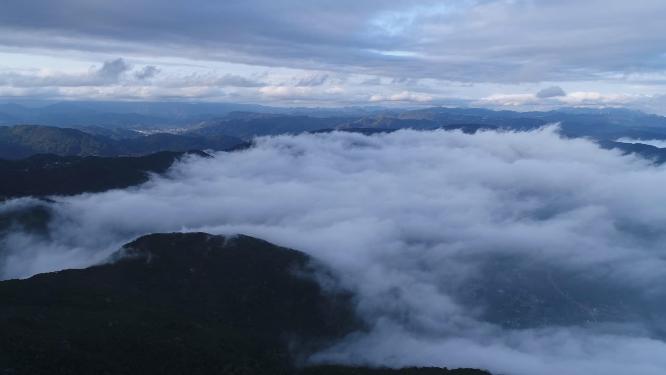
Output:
top-left (559, 91), bottom-right (636, 105)
top-left (369, 90), bottom-right (433, 103)
top-left (259, 85), bottom-right (313, 98)
top-left (479, 93), bottom-right (538, 106)
top-left (479, 90), bottom-right (644, 109)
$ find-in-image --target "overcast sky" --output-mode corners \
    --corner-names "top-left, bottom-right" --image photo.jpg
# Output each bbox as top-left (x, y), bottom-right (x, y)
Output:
top-left (1, 0), bottom-right (666, 112)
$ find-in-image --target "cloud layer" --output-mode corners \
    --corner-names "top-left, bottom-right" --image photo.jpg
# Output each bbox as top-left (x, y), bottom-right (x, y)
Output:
top-left (1, 1), bottom-right (666, 108)
top-left (2, 0), bottom-right (666, 83)
top-left (3, 128), bottom-right (666, 374)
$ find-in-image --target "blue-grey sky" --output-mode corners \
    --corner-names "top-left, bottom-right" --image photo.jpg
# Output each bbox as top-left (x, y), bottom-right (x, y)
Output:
top-left (1, 0), bottom-right (666, 111)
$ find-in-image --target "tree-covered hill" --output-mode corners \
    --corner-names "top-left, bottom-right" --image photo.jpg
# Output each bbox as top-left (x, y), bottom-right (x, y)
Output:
top-left (0, 232), bottom-right (491, 375)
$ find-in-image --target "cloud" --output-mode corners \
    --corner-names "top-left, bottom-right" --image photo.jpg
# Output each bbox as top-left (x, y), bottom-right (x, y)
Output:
top-left (479, 93), bottom-right (538, 106)
top-left (361, 77), bottom-right (383, 86)
top-left (369, 90), bottom-right (432, 103)
top-left (96, 58), bottom-right (131, 80)
top-left (559, 91), bottom-right (635, 105)
top-left (153, 72), bottom-right (266, 90)
top-left (213, 74), bottom-right (265, 87)
top-left (134, 65), bottom-right (160, 80)
top-left (1, 1), bottom-right (666, 84)
top-left (537, 86), bottom-right (567, 98)
top-left (296, 74), bottom-right (329, 87)
top-left (2, 2), bottom-right (666, 107)
top-left (259, 85), bottom-right (313, 98)
top-left (3, 128), bottom-right (666, 374)
top-left (479, 90), bottom-right (642, 110)
top-left (255, 83), bottom-right (351, 103)
top-left (0, 58), bottom-right (131, 87)
top-left (0, 60), bottom-right (276, 101)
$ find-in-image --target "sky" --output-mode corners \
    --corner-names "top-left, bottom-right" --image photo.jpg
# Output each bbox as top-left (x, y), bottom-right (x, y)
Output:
top-left (1, 0), bottom-right (666, 112)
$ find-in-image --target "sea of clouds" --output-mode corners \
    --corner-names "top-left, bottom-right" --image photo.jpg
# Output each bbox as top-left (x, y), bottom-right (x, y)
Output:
top-left (2, 127), bottom-right (666, 375)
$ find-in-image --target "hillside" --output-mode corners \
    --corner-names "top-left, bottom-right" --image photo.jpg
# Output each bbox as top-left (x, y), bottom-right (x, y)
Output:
top-left (0, 125), bottom-right (244, 159)
top-left (191, 114), bottom-right (357, 139)
top-left (0, 151), bottom-right (208, 199)
top-left (0, 124), bottom-right (116, 158)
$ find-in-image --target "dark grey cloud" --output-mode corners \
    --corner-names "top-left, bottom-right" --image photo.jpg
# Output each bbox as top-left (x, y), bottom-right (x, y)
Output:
top-left (134, 65), bottom-right (160, 80)
top-left (3, 128), bottom-right (666, 374)
top-left (97, 58), bottom-right (131, 80)
top-left (537, 86), bottom-right (567, 98)
top-left (1, 1), bottom-right (665, 83)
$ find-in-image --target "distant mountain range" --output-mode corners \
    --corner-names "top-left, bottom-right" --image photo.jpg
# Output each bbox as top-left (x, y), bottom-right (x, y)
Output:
top-left (4, 101), bottom-right (666, 142)
top-left (0, 125), bottom-right (244, 159)
top-left (4, 105), bottom-right (666, 165)
top-left (0, 101), bottom-right (390, 128)
top-left (0, 232), bottom-right (489, 375)
top-left (0, 101), bottom-right (269, 128)
top-left (191, 106), bottom-right (666, 142)
top-left (191, 113), bottom-right (357, 139)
